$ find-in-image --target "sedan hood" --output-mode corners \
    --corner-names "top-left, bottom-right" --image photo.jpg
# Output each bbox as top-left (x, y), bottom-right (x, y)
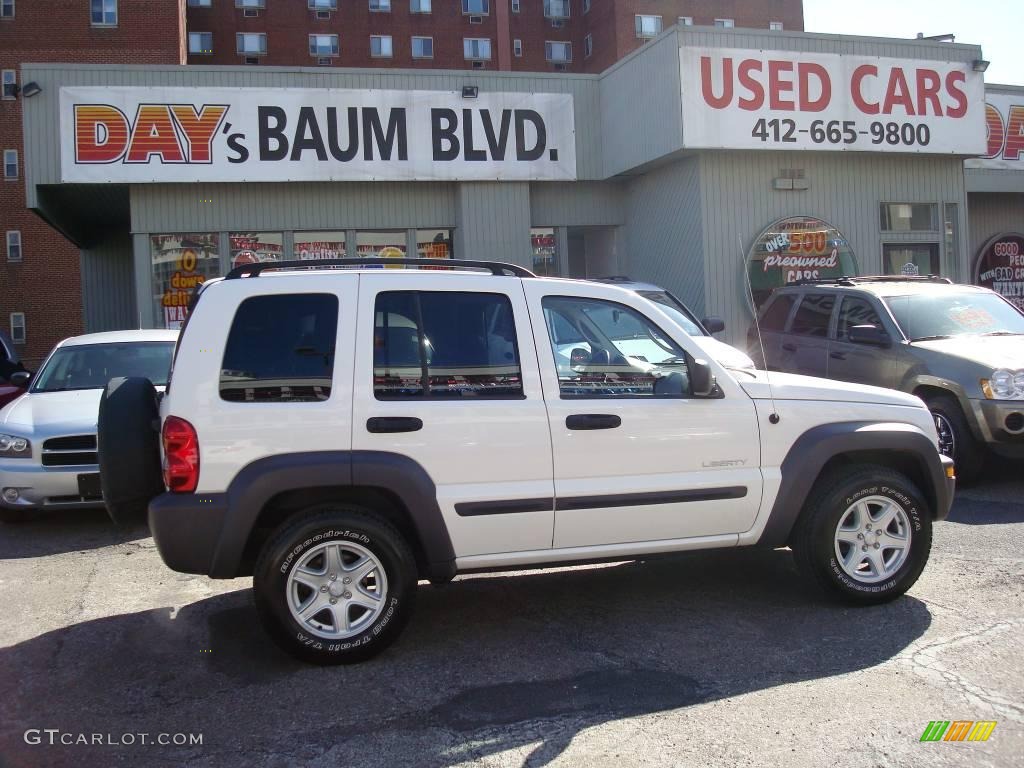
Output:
top-left (910, 335), bottom-right (1024, 369)
top-left (739, 371), bottom-right (922, 407)
top-left (0, 389), bottom-right (103, 434)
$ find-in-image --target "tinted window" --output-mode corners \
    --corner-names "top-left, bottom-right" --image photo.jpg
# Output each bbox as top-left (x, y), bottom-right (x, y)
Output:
top-left (836, 297), bottom-right (883, 341)
top-left (32, 342), bottom-right (174, 392)
top-left (790, 294), bottom-right (834, 337)
top-left (374, 291), bottom-right (523, 399)
top-left (760, 294), bottom-right (796, 332)
top-left (220, 294), bottom-right (338, 403)
top-left (543, 296), bottom-right (690, 398)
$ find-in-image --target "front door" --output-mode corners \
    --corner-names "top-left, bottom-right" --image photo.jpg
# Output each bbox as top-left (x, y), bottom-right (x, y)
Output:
top-left (352, 274), bottom-right (554, 558)
top-left (523, 282), bottom-right (763, 549)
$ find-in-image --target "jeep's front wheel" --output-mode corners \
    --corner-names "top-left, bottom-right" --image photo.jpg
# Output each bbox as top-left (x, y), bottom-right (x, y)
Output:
top-left (791, 466), bottom-right (932, 605)
top-left (253, 505), bottom-right (417, 664)
top-left (925, 395), bottom-right (983, 484)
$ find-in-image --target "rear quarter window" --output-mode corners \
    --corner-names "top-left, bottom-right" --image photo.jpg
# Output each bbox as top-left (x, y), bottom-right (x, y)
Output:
top-left (220, 293), bottom-right (338, 403)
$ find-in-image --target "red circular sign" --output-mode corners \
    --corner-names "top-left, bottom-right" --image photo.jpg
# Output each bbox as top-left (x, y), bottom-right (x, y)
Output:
top-left (974, 233), bottom-right (1024, 311)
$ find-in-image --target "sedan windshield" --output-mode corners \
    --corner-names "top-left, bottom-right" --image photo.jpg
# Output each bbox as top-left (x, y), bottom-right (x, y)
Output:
top-left (885, 292), bottom-right (1024, 341)
top-left (636, 291), bottom-right (706, 336)
top-left (32, 342), bottom-right (175, 393)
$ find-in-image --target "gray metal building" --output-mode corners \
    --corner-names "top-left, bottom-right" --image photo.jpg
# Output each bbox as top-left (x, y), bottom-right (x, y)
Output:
top-left (19, 27), bottom-right (1014, 346)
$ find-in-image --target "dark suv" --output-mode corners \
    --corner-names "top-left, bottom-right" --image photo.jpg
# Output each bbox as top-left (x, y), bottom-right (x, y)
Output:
top-left (749, 276), bottom-right (1024, 482)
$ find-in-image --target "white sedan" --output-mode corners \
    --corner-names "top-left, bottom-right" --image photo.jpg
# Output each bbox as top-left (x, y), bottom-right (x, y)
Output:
top-left (0, 330), bottom-right (178, 522)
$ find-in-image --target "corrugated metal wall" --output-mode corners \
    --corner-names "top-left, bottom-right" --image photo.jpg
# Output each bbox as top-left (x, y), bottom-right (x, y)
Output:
top-left (699, 151), bottom-right (970, 346)
top-left (966, 192), bottom-right (1024, 274)
top-left (455, 182), bottom-right (532, 266)
top-left (80, 233), bottom-right (136, 332)
top-left (621, 156), bottom-right (706, 316)
top-left (529, 182), bottom-right (624, 226)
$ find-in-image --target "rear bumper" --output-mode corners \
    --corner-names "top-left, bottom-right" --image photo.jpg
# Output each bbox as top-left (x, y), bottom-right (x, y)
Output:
top-left (937, 454), bottom-right (955, 521)
top-left (149, 492), bottom-right (230, 576)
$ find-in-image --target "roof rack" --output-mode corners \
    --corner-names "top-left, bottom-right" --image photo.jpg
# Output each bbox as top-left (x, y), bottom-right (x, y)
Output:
top-left (225, 257), bottom-right (536, 280)
top-left (785, 274), bottom-right (953, 287)
top-left (594, 275), bottom-right (634, 282)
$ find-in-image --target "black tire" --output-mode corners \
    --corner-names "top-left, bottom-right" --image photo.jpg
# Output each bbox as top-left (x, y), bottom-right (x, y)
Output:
top-left (97, 377), bottom-right (164, 526)
top-left (0, 508), bottom-right (29, 524)
top-left (253, 505), bottom-right (418, 665)
top-left (924, 394), bottom-right (984, 484)
top-left (791, 465), bottom-right (932, 605)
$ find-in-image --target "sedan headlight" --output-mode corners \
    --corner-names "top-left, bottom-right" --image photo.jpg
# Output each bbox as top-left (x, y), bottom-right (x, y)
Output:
top-left (0, 433), bottom-right (32, 458)
top-left (981, 369), bottom-right (1024, 400)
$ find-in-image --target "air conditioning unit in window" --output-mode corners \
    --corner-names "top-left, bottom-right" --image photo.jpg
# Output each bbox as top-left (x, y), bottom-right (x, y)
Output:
top-left (471, 60), bottom-right (485, 69)
top-left (244, 56), bottom-right (260, 64)
top-left (551, 19), bottom-right (564, 28)
top-left (554, 63), bottom-right (567, 71)
top-left (469, 15), bottom-right (483, 24)
top-left (315, 9), bottom-right (331, 19)
top-left (317, 57), bottom-right (333, 65)
top-left (243, 8), bottom-right (260, 16)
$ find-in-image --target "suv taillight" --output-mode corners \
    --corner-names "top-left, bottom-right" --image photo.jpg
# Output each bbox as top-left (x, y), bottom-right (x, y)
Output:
top-left (162, 416), bottom-right (199, 493)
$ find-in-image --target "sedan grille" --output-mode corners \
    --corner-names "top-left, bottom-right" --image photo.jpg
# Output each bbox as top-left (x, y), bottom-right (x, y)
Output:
top-left (42, 435), bottom-right (98, 467)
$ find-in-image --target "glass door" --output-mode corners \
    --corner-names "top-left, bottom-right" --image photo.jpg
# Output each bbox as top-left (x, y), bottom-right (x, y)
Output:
top-left (883, 243), bottom-right (940, 276)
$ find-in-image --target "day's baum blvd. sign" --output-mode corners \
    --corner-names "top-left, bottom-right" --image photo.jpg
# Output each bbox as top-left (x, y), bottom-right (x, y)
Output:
top-left (60, 86), bottom-right (577, 183)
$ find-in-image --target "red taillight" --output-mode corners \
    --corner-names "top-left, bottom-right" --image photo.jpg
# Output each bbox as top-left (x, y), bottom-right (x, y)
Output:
top-left (162, 416), bottom-right (199, 493)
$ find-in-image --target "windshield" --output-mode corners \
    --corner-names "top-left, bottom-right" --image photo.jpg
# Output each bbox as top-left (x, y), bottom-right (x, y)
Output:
top-left (636, 291), bottom-right (705, 336)
top-left (32, 342), bottom-right (175, 393)
top-left (885, 292), bottom-right (1024, 341)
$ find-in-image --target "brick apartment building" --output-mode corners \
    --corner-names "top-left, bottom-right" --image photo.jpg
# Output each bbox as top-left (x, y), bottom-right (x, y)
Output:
top-left (1, 0), bottom-right (802, 367)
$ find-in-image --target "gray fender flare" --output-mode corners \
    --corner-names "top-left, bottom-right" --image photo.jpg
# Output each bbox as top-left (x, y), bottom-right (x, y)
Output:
top-left (758, 421), bottom-right (953, 547)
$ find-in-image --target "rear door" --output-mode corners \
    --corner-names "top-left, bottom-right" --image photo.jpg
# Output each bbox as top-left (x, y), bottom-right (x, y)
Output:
top-left (827, 294), bottom-right (899, 387)
top-left (351, 274), bottom-right (554, 558)
top-left (777, 292), bottom-right (835, 376)
top-left (753, 292), bottom-right (798, 370)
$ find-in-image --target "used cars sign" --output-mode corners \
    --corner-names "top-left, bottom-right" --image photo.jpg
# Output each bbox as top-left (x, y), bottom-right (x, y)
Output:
top-left (60, 86), bottom-right (577, 183)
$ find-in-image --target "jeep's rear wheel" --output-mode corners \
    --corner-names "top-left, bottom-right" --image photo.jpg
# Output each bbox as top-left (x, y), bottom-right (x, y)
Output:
top-left (924, 395), bottom-right (983, 484)
top-left (253, 505), bottom-right (417, 665)
top-left (791, 465), bottom-right (932, 605)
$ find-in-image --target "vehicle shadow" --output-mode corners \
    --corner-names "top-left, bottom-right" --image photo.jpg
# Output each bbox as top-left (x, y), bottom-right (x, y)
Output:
top-left (0, 547), bottom-right (931, 768)
top-left (0, 509), bottom-right (149, 559)
top-left (948, 461), bottom-right (1024, 525)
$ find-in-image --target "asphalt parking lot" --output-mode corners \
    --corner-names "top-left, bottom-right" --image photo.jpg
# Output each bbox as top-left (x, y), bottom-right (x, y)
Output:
top-left (0, 466), bottom-right (1022, 768)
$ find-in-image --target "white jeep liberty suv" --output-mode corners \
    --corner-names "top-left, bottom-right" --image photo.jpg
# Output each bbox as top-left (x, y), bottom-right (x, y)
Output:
top-left (98, 258), bottom-right (955, 665)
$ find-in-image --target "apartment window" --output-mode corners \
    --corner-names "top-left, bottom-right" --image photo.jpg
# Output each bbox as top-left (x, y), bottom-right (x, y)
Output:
top-left (545, 41), bottom-right (571, 63)
top-left (714, 18), bottom-right (735, 28)
top-left (0, 0), bottom-right (13, 18)
top-left (3, 150), bottom-right (16, 180)
top-left (369, 0), bottom-right (390, 10)
top-left (90, 0), bottom-right (117, 26)
top-left (235, 0), bottom-right (264, 7)
top-left (462, 0), bottom-right (488, 15)
top-left (544, 0), bottom-right (568, 19)
top-left (634, 15), bottom-right (662, 38)
top-left (309, 34), bottom-right (339, 56)
top-left (411, 36), bottom-right (433, 59)
top-left (880, 203), bottom-right (939, 232)
top-left (2, 70), bottom-right (15, 100)
top-left (308, 0), bottom-right (337, 7)
top-left (769, 21), bottom-right (784, 31)
top-left (678, 16), bottom-right (693, 26)
top-left (370, 35), bottom-right (393, 57)
top-left (236, 33), bottom-right (267, 55)
top-left (410, 0), bottom-right (430, 12)
top-left (188, 32), bottom-right (213, 55)
top-left (513, 38), bottom-right (522, 57)
top-left (187, 0), bottom-right (212, 6)
top-left (583, 0), bottom-right (590, 13)
top-left (463, 37), bottom-right (491, 60)
top-left (6, 231), bottom-right (21, 262)
top-left (584, 33), bottom-right (592, 58)
top-left (511, 0), bottom-right (519, 12)
top-left (9, 313), bottom-right (25, 345)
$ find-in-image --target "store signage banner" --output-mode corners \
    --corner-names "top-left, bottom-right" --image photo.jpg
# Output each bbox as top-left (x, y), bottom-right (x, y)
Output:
top-left (975, 233), bottom-right (1024, 310)
top-left (680, 47), bottom-right (986, 154)
top-left (60, 86), bottom-right (577, 182)
top-left (964, 93), bottom-right (1024, 170)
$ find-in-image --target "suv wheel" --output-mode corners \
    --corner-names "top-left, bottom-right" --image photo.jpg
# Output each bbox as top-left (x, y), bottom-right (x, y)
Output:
top-left (924, 394), bottom-right (983, 484)
top-left (791, 465), bottom-right (932, 605)
top-left (253, 505), bottom-right (418, 665)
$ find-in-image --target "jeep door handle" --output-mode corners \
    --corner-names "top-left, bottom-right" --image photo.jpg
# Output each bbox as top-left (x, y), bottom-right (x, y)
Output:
top-left (830, 351), bottom-right (846, 360)
top-left (565, 414), bottom-right (621, 430)
top-left (366, 417), bottom-right (423, 434)
top-left (782, 343), bottom-right (797, 352)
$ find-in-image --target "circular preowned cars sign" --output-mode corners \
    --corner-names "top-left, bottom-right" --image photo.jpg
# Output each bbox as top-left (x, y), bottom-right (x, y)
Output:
top-left (975, 233), bottom-right (1024, 311)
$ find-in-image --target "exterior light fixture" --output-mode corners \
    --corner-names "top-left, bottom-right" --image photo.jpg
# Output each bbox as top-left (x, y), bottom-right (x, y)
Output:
top-left (20, 81), bottom-right (42, 98)
top-left (972, 60), bottom-right (990, 73)
top-left (461, 85), bottom-right (479, 99)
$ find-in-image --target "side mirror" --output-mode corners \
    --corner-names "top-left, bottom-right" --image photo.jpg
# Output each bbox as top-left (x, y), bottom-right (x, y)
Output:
top-left (848, 324), bottom-right (891, 348)
top-left (9, 371), bottom-right (31, 388)
top-left (702, 316), bottom-right (726, 334)
top-left (569, 347), bottom-right (591, 370)
top-left (690, 358), bottom-right (716, 397)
